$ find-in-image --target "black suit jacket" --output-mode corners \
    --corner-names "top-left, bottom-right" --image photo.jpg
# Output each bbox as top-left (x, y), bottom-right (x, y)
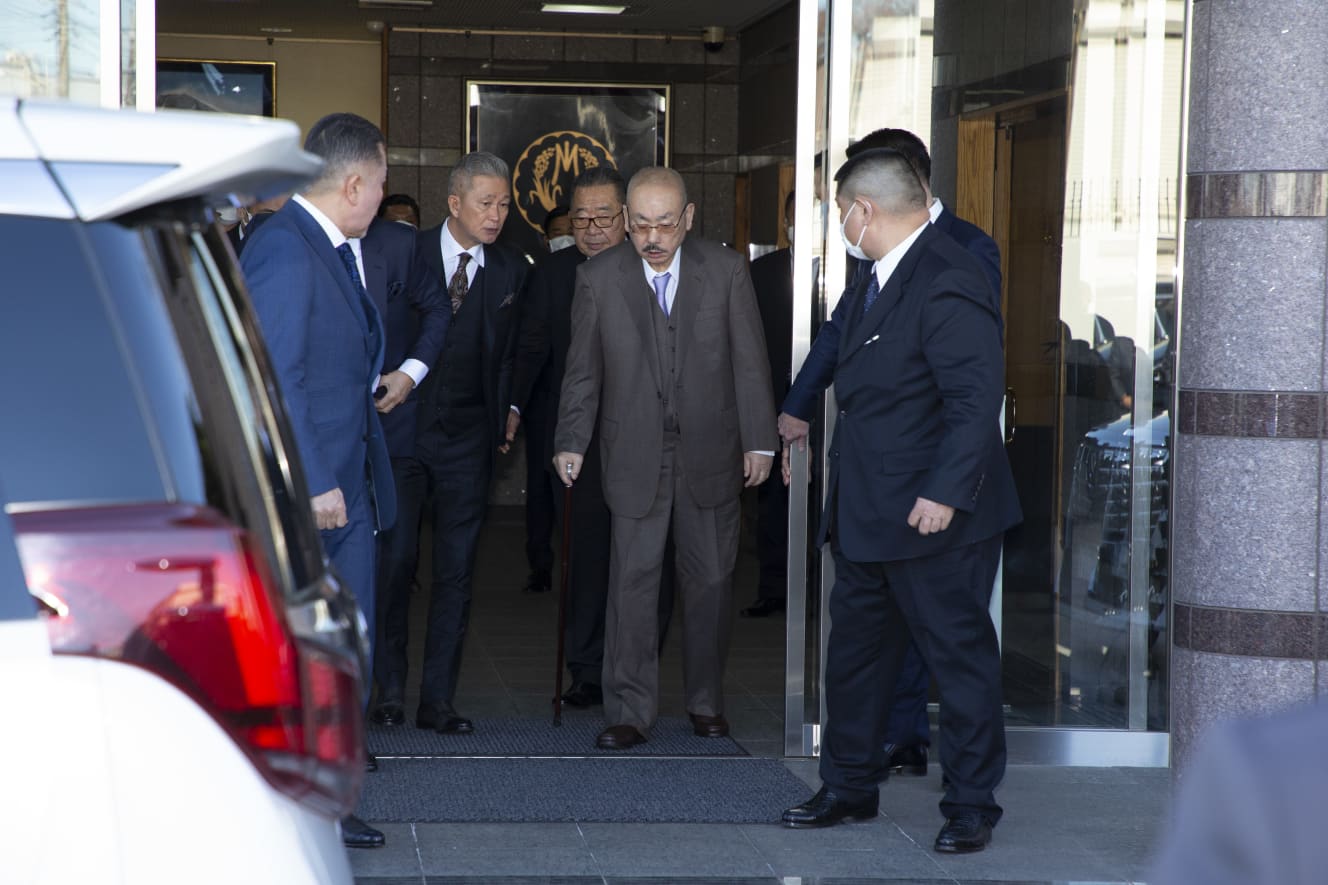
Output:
top-left (511, 245), bottom-right (588, 472)
top-left (749, 247), bottom-right (794, 409)
top-left (416, 223), bottom-right (528, 447)
top-left (360, 218), bottom-right (450, 459)
top-left (784, 224), bottom-right (1020, 562)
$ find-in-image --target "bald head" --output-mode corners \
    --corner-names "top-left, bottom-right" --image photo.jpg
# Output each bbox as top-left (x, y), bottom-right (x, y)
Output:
top-left (627, 166), bottom-right (688, 205)
top-left (626, 166), bottom-right (694, 272)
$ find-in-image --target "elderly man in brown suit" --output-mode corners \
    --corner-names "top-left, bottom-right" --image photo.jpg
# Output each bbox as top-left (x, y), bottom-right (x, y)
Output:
top-left (554, 166), bottom-right (777, 750)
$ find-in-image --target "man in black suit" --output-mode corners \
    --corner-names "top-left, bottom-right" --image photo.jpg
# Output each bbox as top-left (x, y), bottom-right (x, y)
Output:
top-left (508, 168), bottom-right (626, 707)
top-left (844, 128), bottom-right (1005, 779)
top-left (373, 151), bottom-right (528, 735)
top-left (740, 190), bottom-right (797, 619)
top-left (778, 149), bottom-right (1020, 853)
top-left (360, 215), bottom-right (450, 726)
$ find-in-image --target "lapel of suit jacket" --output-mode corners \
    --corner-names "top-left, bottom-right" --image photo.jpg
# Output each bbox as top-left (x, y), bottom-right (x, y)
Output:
top-left (288, 200), bottom-right (369, 338)
top-left (840, 224), bottom-right (937, 363)
top-left (671, 239), bottom-right (705, 378)
top-left (362, 233), bottom-right (389, 318)
top-left (618, 243), bottom-right (662, 392)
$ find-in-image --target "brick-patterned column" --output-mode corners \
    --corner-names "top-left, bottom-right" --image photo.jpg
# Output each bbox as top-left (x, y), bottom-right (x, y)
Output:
top-left (1173, 0), bottom-right (1328, 774)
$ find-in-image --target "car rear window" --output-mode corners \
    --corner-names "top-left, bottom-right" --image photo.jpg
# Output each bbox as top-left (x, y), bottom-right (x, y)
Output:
top-left (0, 216), bottom-right (207, 506)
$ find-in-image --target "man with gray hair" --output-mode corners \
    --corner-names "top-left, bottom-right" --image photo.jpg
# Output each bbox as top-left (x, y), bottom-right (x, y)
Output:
top-left (554, 166), bottom-right (777, 750)
top-left (777, 148), bottom-right (1020, 852)
top-left (373, 151), bottom-right (527, 736)
top-left (242, 111), bottom-right (394, 849)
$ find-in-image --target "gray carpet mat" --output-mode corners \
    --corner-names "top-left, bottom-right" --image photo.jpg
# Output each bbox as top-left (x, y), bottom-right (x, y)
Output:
top-left (356, 757), bottom-right (811, 823)
top-left (366, 715), bottom-right (747, 757)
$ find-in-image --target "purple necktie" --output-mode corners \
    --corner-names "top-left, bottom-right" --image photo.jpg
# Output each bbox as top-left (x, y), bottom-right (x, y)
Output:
top-left (652, 272), bottom-right (671, 317)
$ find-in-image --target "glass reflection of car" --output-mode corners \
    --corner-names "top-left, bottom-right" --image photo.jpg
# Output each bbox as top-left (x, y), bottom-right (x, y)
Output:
top-left (0, 98), bottom-right (361, 884)
top-left (1061, 300), bottom-right (1172, 728)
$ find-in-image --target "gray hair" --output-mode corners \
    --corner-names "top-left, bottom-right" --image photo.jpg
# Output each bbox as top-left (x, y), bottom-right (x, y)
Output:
top-left (627, 166), bottom-right (688, 207)
top-left (302, 113), bottom-right (385, 193)
top-left (834, 148), bottom-right (927, 215)
top-left (449, 151), bottom-right (510, 197)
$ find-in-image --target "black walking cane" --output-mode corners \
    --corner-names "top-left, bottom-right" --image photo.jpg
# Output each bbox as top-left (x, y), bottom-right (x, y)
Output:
top-left (553, 475), bottom-right (574, 726)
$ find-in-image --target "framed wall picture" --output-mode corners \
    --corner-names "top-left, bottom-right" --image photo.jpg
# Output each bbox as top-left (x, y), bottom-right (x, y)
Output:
top-left (156, 59), bottom-right (276, 117)
top-left (466, 80), bottom-right (668, 257)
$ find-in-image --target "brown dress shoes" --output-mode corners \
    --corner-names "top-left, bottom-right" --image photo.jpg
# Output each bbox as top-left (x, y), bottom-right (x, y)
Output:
top-left (688, 712), bottom-right (730, 738)
top-left (596, 724), bottom-right (647, 749)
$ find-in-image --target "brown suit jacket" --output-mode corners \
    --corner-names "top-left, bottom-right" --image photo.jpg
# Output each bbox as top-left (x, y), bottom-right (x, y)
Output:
top-left (555, 237), bottom-right (777, 519)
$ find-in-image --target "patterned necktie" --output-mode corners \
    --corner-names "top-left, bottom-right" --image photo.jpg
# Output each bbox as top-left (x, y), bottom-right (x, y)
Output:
top-left (449, 252), bottom-right (472, 315)
top-left (862, 273), bottom-right (881, 315)
top-left (652, 272), bottom-right (671, 317)
top-left (334, 242), bottom-right (374, 326)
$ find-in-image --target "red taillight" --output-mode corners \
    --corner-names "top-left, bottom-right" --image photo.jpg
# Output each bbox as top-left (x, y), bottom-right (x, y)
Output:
top-left (12, 503), bottom-right (364, 815)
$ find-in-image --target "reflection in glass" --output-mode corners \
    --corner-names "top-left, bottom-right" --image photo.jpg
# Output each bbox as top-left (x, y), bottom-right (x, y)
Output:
top-left (0, 0), bottom-right (101, 101)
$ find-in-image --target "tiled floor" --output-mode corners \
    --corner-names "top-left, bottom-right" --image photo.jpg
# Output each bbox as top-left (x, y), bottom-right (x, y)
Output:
top-left (352, 503), bottom-right (1168, 883)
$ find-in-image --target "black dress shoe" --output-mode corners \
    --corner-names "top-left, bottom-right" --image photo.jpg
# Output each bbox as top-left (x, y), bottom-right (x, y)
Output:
top-left (561, 680), bottom-right (603, 707)
top-left (934, 813), bottom-right (993, 853)
top-left (740, 597), bottom-right (786, 618)
top-left (596, 724), bottom-right (647, 749)
top-left (522, 569), bottom-right (552, 594)
top-left (688, 712), bottom-right (730, 738)
top-left (782, 786), bottom-right (879, 828)
top-left (884, 742), bottom-right (928, 776)
top-left (416, 701), bottom-right (474, 734)
top-left (370, 700), bottom-right (404, 727)
top-left (341, 814), bottom-right (385, 848)
top-left (365, 753), bottom-right (378, 773)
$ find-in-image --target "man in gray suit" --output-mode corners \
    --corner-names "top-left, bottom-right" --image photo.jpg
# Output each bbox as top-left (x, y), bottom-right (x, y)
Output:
top-left (554, 167), bottom-right (778, 750)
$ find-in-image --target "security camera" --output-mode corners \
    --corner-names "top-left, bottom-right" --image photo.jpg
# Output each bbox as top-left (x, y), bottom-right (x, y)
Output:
top-left (702, 26), bottom-right (725, 53)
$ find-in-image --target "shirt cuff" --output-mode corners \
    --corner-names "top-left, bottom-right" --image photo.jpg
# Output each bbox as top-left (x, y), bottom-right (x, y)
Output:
top-left (510, 405), bottom-right (521, 415)
top-left (748, 450), bottom-right (776, 457)
top-left (398, 358), bottom-right (428, 388)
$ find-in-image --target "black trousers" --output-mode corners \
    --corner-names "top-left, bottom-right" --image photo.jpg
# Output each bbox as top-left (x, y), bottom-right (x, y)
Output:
top-left (522, 378), bottom-right (556, 577)
top-left (374, 419), bottom-right (492, 707)
top-left (755, 472), bottom-right (789, 601)
top-left (820, 534), bottom-right (1006, 825)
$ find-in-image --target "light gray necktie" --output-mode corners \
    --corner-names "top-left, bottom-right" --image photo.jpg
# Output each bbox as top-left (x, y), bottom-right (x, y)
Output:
top-left (652, 271), bottom-right (671, 316)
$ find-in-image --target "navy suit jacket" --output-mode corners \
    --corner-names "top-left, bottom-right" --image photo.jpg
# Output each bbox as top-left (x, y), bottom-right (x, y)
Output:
top-left (416, 223), bottom-right (528, 447)
top-left (241, 200), bottom-right (396, 531)
top-left (783, 223), bottom-right (1020, 562)
top-left (849, 205), bottom-right (1002, 334)
top-left (360, 218), bottom-right (450, 459)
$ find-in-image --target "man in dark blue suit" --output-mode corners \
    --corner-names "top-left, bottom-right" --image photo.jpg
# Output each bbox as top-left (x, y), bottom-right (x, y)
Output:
top-left (241, 111), bottom-right (395, 849)
top-left (358, 215), bottom-right (450, 726)
top-left (778, 149), bottom-right (1020, 853)
top-left (376, 152), bottom-right (528, 736)
top-left (844, 128), bottom-right (1005, 778)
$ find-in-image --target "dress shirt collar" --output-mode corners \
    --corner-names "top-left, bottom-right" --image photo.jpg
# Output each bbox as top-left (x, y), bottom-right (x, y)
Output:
top-left (441, 218), bottom-right (486, 268)
top-left (873, 220), bottom-right (930, 292)
top-left (928, 197), bottom-right (944, 224)
top-left (640, 248), bottom-right (681, 289)
top-left (292, 193), bottom-right (348, 250)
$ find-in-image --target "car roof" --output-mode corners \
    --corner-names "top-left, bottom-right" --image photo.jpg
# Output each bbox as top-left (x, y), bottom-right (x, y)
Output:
top-left (0, 97), bottom-right (322, 221)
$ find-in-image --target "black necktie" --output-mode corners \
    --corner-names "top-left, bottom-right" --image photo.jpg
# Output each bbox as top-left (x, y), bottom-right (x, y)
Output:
top-left (862, 274), bottom-right (881, 315)
top-left (449, 252), bottom-right (472, 315)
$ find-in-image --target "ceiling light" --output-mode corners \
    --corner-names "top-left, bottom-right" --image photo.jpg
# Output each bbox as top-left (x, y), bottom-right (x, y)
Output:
top-left (358, 0), bottom-right (433, 9)
top-left (541, 3), bottom-right (628, 13)
top-left (259, 26), bottom-right (292, 33)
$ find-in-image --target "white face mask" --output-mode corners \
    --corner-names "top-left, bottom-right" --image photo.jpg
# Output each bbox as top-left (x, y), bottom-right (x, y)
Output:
top-left (840, 200), bottom-right (869, 261)
top-left (216, 205), bottom-right (240, 226)
top-left (548, 234), bottom-right (575, 252)
top-left (785, 224), bottom-right (794, 246)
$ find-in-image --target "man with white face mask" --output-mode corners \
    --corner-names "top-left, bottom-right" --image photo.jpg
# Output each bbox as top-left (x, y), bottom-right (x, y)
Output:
top-left (776, 148), bottom-right (1020, 853)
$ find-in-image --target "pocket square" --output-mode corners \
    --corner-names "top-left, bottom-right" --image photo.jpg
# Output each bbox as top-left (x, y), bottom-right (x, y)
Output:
top-left (499, 292), bottom-right (515, 309)
top-left (387, 280), bottom-right (405, 297)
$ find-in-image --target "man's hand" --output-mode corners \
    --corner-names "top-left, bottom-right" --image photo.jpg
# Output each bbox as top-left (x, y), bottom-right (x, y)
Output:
top-left (311, 487), bottom-right (348, 531)
top-left (374, 370), bottom-right (414, 414)
top-left (554, 452), bottom-right (583, 487)
top-left (778, 412), bottom-right (810, 451)
top-left (505, 410), bottom-right (521, 447)
top-left (743, 452), bottom-right (773, 488)
top-left (781, 441), bottom-right (816, 486)
top-left (907, 496), bottom-right (954, 536)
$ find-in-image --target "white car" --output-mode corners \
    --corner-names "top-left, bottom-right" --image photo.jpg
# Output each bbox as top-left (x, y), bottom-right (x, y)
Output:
top-left (0, 98), bottom-right (363, 884)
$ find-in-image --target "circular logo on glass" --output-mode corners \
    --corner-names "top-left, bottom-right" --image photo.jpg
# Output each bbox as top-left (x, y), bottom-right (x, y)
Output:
top-left (513, 130), bottom-right (616, 234)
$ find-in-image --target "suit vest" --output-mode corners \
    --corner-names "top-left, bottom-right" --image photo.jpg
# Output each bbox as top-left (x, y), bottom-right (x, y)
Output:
top-left (648, 290), bottom-right (680, 433)
top-left (425, 271), bottom-right (485, 430)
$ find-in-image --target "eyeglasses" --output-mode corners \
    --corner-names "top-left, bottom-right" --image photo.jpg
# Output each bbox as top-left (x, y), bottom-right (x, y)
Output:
top-left (570, 213), bottom-right (621, 229)
top-left (628, 219), bottom-right (683, 236)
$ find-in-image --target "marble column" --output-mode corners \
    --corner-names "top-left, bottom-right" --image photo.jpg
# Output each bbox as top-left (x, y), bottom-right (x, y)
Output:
top-left (1173, 0), bottom-right (1328, 773)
